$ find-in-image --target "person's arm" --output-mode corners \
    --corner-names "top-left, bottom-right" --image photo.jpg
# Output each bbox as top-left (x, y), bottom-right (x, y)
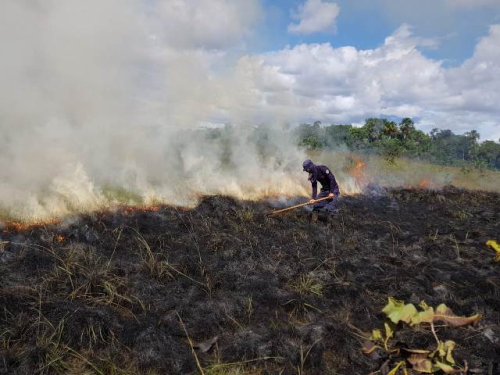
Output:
top-left (328, 172), bottom-right (337, 193)
top-left (328, 172), bottom-right (338, 196)
top-left (312, 180), bottom-right (317, 199)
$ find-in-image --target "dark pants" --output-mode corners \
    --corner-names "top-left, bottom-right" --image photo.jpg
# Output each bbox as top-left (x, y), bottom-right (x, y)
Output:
top-left (313, 190), bottom-right (339, 216)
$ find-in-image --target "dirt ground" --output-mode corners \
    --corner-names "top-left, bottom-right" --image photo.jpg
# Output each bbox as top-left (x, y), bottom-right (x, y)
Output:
top-left (0, 186), bottom-right (499, 374)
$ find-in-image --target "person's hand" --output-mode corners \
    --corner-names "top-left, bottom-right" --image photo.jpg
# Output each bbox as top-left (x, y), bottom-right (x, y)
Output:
top-left (328, 193), bottom-right (335, 198)
top-left (309, 199), bottom-right (315, 204)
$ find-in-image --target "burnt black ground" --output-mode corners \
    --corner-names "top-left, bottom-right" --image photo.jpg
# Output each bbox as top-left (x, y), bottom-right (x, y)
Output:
top-left (0, 186), bottom-right (499, 374)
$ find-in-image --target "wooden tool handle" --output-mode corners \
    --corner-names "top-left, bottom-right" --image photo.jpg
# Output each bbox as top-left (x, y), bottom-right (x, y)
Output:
top-left (268, 196), bottom-right (332, 215)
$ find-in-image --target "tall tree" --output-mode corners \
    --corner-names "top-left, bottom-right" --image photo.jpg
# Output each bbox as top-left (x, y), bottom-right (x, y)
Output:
top-left (399, 118), bottom-right (415, 139)
top-left (382, 120), bottom-right (399, 138)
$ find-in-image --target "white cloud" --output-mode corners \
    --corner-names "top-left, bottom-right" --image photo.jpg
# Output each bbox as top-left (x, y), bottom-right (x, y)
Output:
top-left (226, 24), bottom-right (500, 139)
top-left (288, 0), bottom-right (340, 35)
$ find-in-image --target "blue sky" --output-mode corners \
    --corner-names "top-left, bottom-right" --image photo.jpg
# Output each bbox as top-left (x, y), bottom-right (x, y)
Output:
top-left (257, 0), bottom-right (500, 66)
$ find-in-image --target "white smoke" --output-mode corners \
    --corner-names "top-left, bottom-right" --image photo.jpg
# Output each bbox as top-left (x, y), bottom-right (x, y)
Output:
top-left (0, 0), bottom-right (312, 221)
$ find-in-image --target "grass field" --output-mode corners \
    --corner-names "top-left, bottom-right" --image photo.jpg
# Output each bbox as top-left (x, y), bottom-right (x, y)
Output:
top-left (309, 150), bottom-right (500, 193)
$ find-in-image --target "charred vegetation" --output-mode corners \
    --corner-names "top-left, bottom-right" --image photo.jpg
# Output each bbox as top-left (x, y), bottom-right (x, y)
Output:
top-left (0, 186), bottom-right (499, 374)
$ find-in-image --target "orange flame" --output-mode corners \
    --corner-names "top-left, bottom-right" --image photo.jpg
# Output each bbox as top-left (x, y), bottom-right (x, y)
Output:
top-left (353, 161), bottom-right (365, 179)
top-left (419, 178), bottom-right (430, 189)
top-left (122, 205), bottom-right (161, 216)
top-left (350, 154), bottom-right (367, 183)
top-left (2, 218), bottom-right (61, 233)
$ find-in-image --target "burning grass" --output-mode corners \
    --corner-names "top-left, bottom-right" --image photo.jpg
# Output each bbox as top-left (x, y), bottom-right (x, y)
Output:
top-left (2, 152), bottom-right (500, 225)
top-left (0, 186), bottom-right (499, 374)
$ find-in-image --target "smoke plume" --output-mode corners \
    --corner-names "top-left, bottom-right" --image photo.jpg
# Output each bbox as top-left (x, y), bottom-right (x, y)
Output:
top-left (0, 0), bottom-right (314, 220)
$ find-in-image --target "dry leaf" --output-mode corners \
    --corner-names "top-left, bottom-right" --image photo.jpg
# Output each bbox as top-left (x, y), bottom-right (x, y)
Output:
top-left (363, 340), bottom-right (378, 354)
top-left (434, 304), bottom-right (482, 328)
top-left (404, 349), bottom-right (432, 373)
top-left (362, 340), bottom-right (386, 360)
top-left (194, 336), bottom-right (218, 353)
top-left (408, 355), bottom-right (433, 373)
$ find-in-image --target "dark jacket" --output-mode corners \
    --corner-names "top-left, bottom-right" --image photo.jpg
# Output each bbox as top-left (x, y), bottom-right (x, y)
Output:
top-left (308, 165), bottom-right (339, 199)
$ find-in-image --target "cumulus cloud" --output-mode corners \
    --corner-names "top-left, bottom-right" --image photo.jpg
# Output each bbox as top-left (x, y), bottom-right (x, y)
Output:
top-left (288, 0), bottom-right (340, 35)
top-left (229, 24), bottom-right (500, 139)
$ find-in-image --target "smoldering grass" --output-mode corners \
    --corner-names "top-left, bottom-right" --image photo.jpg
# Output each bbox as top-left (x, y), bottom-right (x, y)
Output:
top-left (33, 317), bottom-right (70, 375)
top-left (39, 244), bottom-right (146, 317)
top-left (0, 309), bottom-right (32, 350)
top-left (204, 365), bottom-right (249, 375)
top-left (3, 187), bottom-right (498, 374)
top-left (288, 275), bottom-right (324, 297)
top-left (204, 357), bottom-right (285, 375)
top-left (174, 211), bottom-right (205, 276)
top-left (177, 312), bottom-right (205, 375)
top-left (135, 233), bottom-right (175, 281)
top-left (67, 347), bottom-right (141, 375)
top-left (297, 339), bottom-right (322, 375)
top-left (452, 209), bottom-right (472, 220)
top-left (236, 208), bottom-right (256, 224)
top-left (134, 230), bottom-right (207, 287)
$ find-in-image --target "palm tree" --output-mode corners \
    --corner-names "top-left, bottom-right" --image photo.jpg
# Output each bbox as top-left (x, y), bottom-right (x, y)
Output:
top-left (399, 118), bottom-right (415, 139)
top-left (382, 120), bottom-right (399, 138)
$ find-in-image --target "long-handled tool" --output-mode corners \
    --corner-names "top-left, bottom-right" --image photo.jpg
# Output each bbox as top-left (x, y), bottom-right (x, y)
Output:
top-left (267, 196), bottom-right (332, 216)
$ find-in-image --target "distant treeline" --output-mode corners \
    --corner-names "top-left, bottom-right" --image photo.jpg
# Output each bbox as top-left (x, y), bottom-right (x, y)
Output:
top-left (294, 118), bottom-right (500, 170)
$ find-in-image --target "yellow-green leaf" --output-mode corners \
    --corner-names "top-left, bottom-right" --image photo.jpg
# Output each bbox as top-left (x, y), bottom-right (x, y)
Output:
top-left (383, 297), bottom-right (418, 324)
top-left (404, 349), bottom-right (431, 355)
top-left (412, 307), bottom-right (435, 325)
top-left (433, 340), bottom-right (446, 359)
top-left (433, 361), bottom-right (458, 374)
top-left (487, 240), bottom-right (500, 261)
top-left (432, 340), bottom-right (457, 367)
top-left (419, 301), bottom-right (430, 310)
top-left (487, 240), bottom-right (500, 252)
top-left (370, 329), bottom-right (383, 341)
top-left (444, 341), bottom-right (456, 364)
top-left (384, 322), bottom-right (394, 340)
top-left (388, 361), bottom-right (406, 375)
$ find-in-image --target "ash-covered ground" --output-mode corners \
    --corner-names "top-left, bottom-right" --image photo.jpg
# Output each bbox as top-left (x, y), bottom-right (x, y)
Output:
top-left (0, 187), bottom-right (499, 374)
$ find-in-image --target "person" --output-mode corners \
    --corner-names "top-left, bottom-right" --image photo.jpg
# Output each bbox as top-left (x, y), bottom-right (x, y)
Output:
top-left (302, 159), bottom-right (340, 223)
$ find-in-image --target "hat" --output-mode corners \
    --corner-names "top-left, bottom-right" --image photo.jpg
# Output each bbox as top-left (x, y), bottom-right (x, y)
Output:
top-left (302, 159), bottom-right (314, 171)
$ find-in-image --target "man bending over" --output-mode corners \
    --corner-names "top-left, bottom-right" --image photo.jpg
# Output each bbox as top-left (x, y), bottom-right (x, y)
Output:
top-left (302, 159), bottom-right (340, 223)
